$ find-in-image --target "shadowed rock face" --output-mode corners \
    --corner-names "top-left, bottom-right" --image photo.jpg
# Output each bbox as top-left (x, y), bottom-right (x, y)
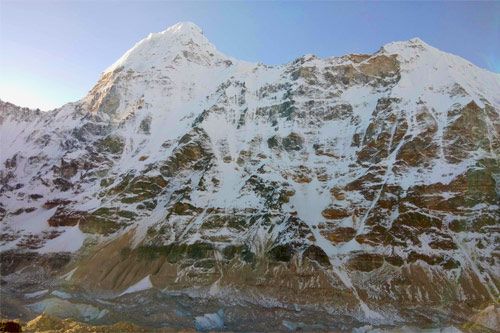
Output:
top-left (444, 101), bottom-right (496, 163)
top-left (1, 23), bottom-right (499, 330)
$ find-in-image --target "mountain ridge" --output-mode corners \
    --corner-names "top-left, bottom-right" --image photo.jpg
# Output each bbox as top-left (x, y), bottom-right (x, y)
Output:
top-left (0, 22), bottom-right (499, 330)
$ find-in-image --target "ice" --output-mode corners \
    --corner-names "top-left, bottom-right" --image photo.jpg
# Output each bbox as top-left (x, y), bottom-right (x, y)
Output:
top-left (24, 290), bottom-right (49, 299)
top-left (119, 275), bottom-right (153, 296)
top-left (194, 309), bottom-right (224, 331)
top-left (28, 298), bottom-right (108, 321)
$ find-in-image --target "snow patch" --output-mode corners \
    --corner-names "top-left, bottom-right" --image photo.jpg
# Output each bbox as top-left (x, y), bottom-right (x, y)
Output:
top-left (194, 309), bottom-right (224, 331)
top-left (119, 275), bottom-right (153, 296)
top-left (39, 226), bottom-right (86, 254)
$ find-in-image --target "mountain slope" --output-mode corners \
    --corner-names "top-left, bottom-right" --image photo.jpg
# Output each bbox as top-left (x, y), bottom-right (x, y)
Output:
top-left (1, 22), bottom-right (499, 328)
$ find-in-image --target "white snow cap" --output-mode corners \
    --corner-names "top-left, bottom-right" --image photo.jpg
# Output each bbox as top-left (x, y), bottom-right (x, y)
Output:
top-left (407, 37), bottom-right (427, 44)
top-left (381, 37), bottom-right (433, 54)
top-left (166, 21), bottom-right (204, 35)
top-left (105, 21), bottom-right (219, 73)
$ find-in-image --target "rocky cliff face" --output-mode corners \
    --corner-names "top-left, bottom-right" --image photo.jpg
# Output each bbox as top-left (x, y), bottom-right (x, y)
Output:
top-left (1, 22), bottom-right (499, 330)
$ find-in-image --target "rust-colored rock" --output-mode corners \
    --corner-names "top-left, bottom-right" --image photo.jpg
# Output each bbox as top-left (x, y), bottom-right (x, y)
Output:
top-left (321, 207), bottom-right (351, 219)
top-left (303, 244), bottom-right (331, 267)
top-left (322, 227), bottom-right (356, 243)
top-left (444, 101), bottom-right (492, 163)
top-left (0, 320), bottom-right (21, 332)
top-left (48, 207), bottom-right (86, 227)
top-left (347, 253), bottom-right (384, 272)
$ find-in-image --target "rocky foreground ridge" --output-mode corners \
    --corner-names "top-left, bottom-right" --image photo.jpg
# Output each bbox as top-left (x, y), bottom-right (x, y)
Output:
top-left (0, 22), bottom-right (499, 330)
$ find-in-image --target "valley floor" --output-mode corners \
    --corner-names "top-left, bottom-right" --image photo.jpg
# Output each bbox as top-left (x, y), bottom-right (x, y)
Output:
top-left (1, 285), bottom-right (497, 332)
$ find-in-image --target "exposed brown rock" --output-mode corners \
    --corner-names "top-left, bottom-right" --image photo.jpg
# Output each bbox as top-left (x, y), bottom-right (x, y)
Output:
top-left (171, 202), bottom-right (200, 215)
top-left (428, 238), bottom-right (457, 250)
top-left (48, 208), bottom-right (86, 227)
top-left (355, 225), bottom-right (392, 246)
top-left (0, 320), bottom-right (21, 332)
top-left (322, 55), bottom-right (400, 89)
top-left (313, 143), bottom-right (337, 158)
top-left (322, 227), bottom-right (356, 243)
top-left (4, 154), bottom-right (18, 169)
top-left (0, 251), bottom-right (70, 275)
top-left (407, 252), bottom-right (444, 266)
top-left (282, 132), bottom-right (304, 151)
top-left (444, 101), bottom-right (491, 163)
top-left (347, 253), bottom-right (384, 272)
top-left (96, 135), bottom-right (125, 155)
top-left (394, 211), bottom-right (442, 230)
top-left (321, 207), bottom-right (351, 219)
top-left (57, 159), bottom-right (79, 179)
top-left (86, 67), bottom-right (122, 115)
top-left (52, 178), bottom-right (72, 192)
top-left (290, 165), bottom-right (313, 183)
top-left (322, 103), bottom-right (353, 121)
top-left (330, 187), bottom-right (346, 200)
top-left (384, 255), bottom-right (404, 267)
top-left (291, 66), bottom-right (318, 84)
top-left (22, 313), bottom-right (175, 333)
top-left (160, 128), bottom-right (214, 177)
top-left (358, 54), bottom-right (400, 78)
top-left (303, 245), bottom-right (331, 267)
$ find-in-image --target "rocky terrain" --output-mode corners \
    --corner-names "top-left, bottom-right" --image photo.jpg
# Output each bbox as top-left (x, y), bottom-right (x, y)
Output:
top-left (0, 22), bottom-right (499, 331)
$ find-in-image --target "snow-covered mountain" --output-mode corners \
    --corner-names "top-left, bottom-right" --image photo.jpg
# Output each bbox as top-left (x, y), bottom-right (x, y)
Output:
top-left (1, 22), bottom-right (499, 329)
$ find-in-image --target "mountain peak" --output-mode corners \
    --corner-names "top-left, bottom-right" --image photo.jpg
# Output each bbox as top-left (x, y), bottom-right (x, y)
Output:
top-left (105, 22), bottom-right (221, 73)
top-left (381, 37), bottom-right (432, 54)
top-left (165, 21), bottom-right (204, 36)
top-left (407, 37), bottom-right (426, 45)
top-left (378, 37), bottom-right (442, 63)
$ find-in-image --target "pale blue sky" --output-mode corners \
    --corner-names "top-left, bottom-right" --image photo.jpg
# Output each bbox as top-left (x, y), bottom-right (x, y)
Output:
top-left (1, 1), bottom-right (499, 110)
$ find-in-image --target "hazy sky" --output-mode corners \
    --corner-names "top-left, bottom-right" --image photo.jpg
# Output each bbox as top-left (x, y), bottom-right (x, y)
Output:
top-left (1, 1), bottom-right (499, 110)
